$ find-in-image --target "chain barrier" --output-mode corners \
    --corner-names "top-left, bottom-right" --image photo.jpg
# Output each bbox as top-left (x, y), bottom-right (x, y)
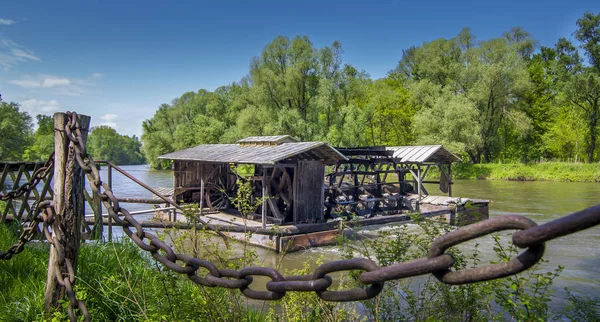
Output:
top-left (0, 202), bottom-right (42, 260)
top-left (38, 201), bottom-right (90, 321)
top-left (62, 111), bottom-right (600, 308)
top-left (0, 151), bottom-right (89, 320)
top-left (5, 111), bottom-right (598, 322)
top-left (0, 152), bottom-right (54, 202)
top-left (0, 152), bottom-right (54, 260)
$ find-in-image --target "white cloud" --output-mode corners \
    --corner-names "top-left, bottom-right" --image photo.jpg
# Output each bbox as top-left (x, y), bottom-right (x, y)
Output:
top-left (0, 19), bottom-right (15, 26)
top-left (0, 38), bottom-right (40, 69)
top-left (8, 74), bottom-right (87, 96)
top-left (101, 113), bottom-right (118, 122)
top-left (99, 122), bottom-right (118, 129)
top-left (91, 73), bottom-right (103, 79)
top-left (20, 98), bottom-right (60, 115)
top-left (8, 79), bottom-right (40, 88)
top-left (43, 78), bottom-right (70, 88)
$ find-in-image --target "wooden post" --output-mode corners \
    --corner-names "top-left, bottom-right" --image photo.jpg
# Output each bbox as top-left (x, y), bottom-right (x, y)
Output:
top-left (107, 165), bottom-right (113, 242)
top-left (199, 178), bottom-right (204, 217)
top-left (94, 164), bottom-right (103, 239)
top-left (262, 174), bottom-right (267, 229)
top-left (44, 113), bottom-right (90, 312)
top-left (448, 164), bottom-right (453, 197)
top-left (416, 165), bottom-right (421, 212)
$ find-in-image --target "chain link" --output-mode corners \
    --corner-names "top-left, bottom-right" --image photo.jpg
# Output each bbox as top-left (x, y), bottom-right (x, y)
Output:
top-left (1, 153), bottom-right (54, 260)
top-left (39, 201), bottom-right (90, 321)
top-left (0, 152), bottom-right (54, 202)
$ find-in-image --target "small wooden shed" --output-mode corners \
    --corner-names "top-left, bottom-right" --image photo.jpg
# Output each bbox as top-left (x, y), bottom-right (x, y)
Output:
top-left (158, 135), bottom-right (347, 225)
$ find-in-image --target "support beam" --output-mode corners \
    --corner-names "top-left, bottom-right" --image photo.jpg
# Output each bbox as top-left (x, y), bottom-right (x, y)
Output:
top-left (262, 175), bottom-right (267, 229)
top-left (107, 165), bottom-right (112, 241)
top-left (448, 164), bottom-right (453, 197)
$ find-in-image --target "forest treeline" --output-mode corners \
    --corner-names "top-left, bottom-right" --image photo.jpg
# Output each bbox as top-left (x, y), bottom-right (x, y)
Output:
top-left (142, 12), bottom-right (600, 169)
top-left (0, 103), bottom-right (145, 165)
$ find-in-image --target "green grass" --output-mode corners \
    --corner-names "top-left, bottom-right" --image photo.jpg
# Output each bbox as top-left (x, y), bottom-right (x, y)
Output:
top-left (0, 224), bottom-right (264, 321)
top-left (428, 162), bottom-right (600, 182)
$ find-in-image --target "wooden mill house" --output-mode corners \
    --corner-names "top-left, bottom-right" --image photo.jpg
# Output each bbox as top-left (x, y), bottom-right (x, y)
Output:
top-left (158, 135), bottom-right (347, 227)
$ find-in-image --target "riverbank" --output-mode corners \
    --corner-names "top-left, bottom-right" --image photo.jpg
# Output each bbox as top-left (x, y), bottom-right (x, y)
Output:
top-left (427, 162), bottom-right (600, 182)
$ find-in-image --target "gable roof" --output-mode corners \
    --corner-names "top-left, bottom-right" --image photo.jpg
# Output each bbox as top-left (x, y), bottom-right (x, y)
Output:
top-left (386, 145), bottom-right (461, 163)
top-left (158, 141), bottom-right (347, 165)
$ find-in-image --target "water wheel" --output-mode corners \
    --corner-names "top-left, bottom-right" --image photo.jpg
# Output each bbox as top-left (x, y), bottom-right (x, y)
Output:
top-left (266, 167), bottom-right (294, 221)
top-left (205, 173), bottom-right (237, 211)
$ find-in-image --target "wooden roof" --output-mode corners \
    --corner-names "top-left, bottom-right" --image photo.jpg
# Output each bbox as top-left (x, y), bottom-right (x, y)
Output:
top-left (386, 145), bottom-right (461, 163)
top-left (237, 135), bottom-right (299, 145)
top-left (159, 141), bottom-right (347, 165)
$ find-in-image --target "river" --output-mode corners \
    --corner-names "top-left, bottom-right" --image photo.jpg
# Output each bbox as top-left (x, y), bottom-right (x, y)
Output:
top-left (103, 165), bottom-right (600, 305)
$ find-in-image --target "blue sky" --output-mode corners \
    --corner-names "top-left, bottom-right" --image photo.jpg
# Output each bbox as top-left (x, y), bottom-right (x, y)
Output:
top-left (1, 0), bottom-right (598, 137)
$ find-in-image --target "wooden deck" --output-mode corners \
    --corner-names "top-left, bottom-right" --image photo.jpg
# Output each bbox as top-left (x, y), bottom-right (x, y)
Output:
top-left (147, 193), bottom-right (489, 252)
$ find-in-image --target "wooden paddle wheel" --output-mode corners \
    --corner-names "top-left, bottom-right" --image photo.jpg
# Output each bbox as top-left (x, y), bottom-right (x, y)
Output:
top-left (324, 157), bottom-right (407, 219)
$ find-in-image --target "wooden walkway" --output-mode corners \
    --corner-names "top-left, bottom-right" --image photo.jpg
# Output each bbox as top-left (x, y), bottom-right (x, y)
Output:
top-left (152, 187), bottom-right (173, 200)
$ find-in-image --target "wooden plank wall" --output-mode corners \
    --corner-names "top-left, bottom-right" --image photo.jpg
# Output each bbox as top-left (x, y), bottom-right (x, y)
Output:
top-left (174, 161), bottom-right (202, 188)
top-left (294, 161), bottom-right (325, 223)
top-left (173, 161), bottom-right (229, 204)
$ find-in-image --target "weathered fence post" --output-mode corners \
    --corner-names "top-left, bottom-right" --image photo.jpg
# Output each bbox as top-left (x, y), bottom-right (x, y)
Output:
top-left (44, 112), bottom-right (90, 312)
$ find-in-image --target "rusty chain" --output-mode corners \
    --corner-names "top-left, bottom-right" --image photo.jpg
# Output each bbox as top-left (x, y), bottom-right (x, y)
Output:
top-left (0, 202), bottom-right (42, 260)
top-left (38, 200), bottom-right (90, 321)
top-left (0, 151), bottom-right (89, 321)
top-left (60, 111), bottom-right (600, 308)
top-left (0, 152), bottom-right (54, 202)
top-left (0, 152), bottom-right (54, 260)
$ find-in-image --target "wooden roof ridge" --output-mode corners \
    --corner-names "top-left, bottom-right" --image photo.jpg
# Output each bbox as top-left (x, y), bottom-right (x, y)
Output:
top-left (236, 135), bottom-right (299, 145)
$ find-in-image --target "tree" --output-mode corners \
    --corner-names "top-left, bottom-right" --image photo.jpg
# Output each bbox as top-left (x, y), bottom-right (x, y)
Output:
top-left (570, 11), bottom-right (600, 162)
top-left (394, 28), bottom-right (532, 163)
top-left (364, 78), bottom-right (415, 146)
top-left (23, 115), bottom-right (54, 161)
top-left (545, 12), bottom-right (600, 163)
top-left (0, 102), bottom-right (33, 161)
top-left (88, 126), bottom-right (146, 165)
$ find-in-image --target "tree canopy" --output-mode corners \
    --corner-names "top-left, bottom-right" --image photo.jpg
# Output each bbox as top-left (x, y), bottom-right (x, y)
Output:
top-left (0, 101), bottom-right (146, 165)
top-left (0, 102), bottom-right (33, 161)
top-left (87, 126), bottom-right (146, 165)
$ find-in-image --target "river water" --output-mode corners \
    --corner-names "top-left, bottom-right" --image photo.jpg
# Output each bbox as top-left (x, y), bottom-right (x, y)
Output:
top-left (104, 165), bottom-right (600, 304)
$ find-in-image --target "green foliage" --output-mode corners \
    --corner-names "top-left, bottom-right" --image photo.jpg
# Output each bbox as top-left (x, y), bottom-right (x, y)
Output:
top-left (0, 223), bottom-right (48, 321)
top-left (562, 289), bottom-right (600, 321)
top-left (490, 233), bottom-right (563, 321)
top-left (87, 125), bottom-right (146, 165)
top-left (141, 36), bottom-right (388, 169)
top-left (397, 28), bottom-right (533, 163)
top-left (139, 12), bottom-right (600, 167)
top-left (1, 218), bottom-right (599, 320)
top-left (427, 162), bottom-right (600, 182)
top-left (0, 102), bottom-right (33, 161)
top-left (336, 216), bottom-right (575, 321)
top-left (268, 256), bottom-right (359, 322)
top-left (23, 115), bottom-right (54, 162)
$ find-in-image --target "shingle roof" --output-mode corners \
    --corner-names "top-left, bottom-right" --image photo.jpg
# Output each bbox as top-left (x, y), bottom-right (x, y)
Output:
top-left (386, 145), bottom-right (461, 163)
top-left (158, 142), bottom-right (347, 165)
top-left (236, 135), bottom-right (299, 145)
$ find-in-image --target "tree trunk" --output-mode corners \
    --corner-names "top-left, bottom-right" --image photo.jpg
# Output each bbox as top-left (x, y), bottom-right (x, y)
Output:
top-left (588, 109), bottom-right (598, 163)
